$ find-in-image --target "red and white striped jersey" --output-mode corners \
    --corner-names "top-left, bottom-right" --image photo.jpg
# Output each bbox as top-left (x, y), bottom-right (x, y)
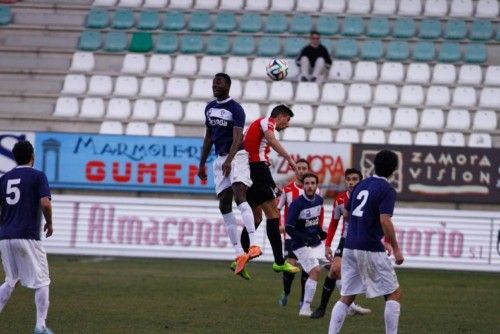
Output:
top-left (332, 191), bottom-right (349, 238)
top-left (243, 116), bottom-right (276, 163)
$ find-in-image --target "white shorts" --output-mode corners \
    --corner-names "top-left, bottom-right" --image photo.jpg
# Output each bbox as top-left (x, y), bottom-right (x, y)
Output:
top-left (340, 248), bottom-right (399, 299)
top-left (213, 150), bottom-right (252, 196)
top-left (0, 239), bottom-right (51, 289)
top-left (294, 242), bottom-right (330, 274)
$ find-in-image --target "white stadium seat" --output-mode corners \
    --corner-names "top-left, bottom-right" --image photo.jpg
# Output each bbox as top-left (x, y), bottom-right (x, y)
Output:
top-left (373, 85), bottom-right (398, 105)
top-left (309, 128), bottom-right (333, 142)
top-left (62, 74), bottom-right (86, 94)
top-left (251, 58), bottom-right (271, 79)
top-left (479, 88), bottom-right (500, 108)
top-left (347, 84), bottom-right (371, 104)
top-left (241, 103), bottom-right (261, 123)
top-left (335, 129), bottom-right (360, 143)
top-left (446, 109), bottom-right (470, 129)
top-left (80, 97), bottom-right (105, 118)
top-left (132, 99), bottom-right (156, 120)
top-left (122, 54), bottom-right (146, 74)
top-left (265, 104), bottom-right (278, 117)
top-left (476, 0), bottom-right (499, 18)
top-left (432, 64), bottom-right (456, 84)
top-left (269, 81), bottom-right (294, 102)
top-left (354, 61), bottom-right (378, 81)
top-left (367, 107), bottom-right (391, 127)
top-left (199, 56), bottom-right (223, 76)
top-left (54, 97), bottom-right (78, 117)
top-left (393, 108), bottom-right (418, 128)
top-left (282, 127), bottom-right (307, 141)
top-left (70, 52), bottom-right (95, 72)
top-left (450, 0), bottom-right (473, 17)
top-left (225, 57), bottom-right (249, 78)
top-left (380, 62), bottom-right (404, 82)
top-left (441, 132), bottom-right (465, 146)
top-left (424, 0), bottom-right (448, 16)
top-left (93, 0), bottom-right (117, 5)
top-left (140, 77), bottom-right (165, 97)
top-left (322, 0), bottom-right (346, 13)
top-left (400, 85), bottom-right (424, 106)
top-left (361, 130), bottom-right (386, 144)
top-left (106, 98), bottom-right (131, 119)
top-left (426, 86), bottom-right (450, 107)
top-left (152, 123), bottom-right (176, 137)
top-left (147, 54), bottom-right (172, 75)
top-left (158, 100), bottom-right (183, 121)
top-left (458, 65), bottom-right (482, 85)
top-left (114, 76), bottom-right (139, 97)
top-left (165, 77), bottom-right (190, 98)
top-left (191, 78), bottom-right (214, 100)
top-left (229, 79), bottom-right (242, 99)
top-left (388, 130), bottom-right (412, 145)
top-left (184, 101), bottom-right (206, 122)
top-left (270, 0), bottom-right (294, 11)
top-left (126, 122), bottom-right (149, 136)
top-left (220, 0), bottom-right (243, 10)
top-left (452, 87), bottom-right (476, 107)
top-left (484, 66), bottom-right (500, 86)
top-left (143, 0), bottom-right (168, 8)
top-left (329, 61), bottom-right (352, 81)
top-left (87, 75), bottom-right (112, 95)
top-left (285, 58), bottom-right (300, 79)
top-left (245, 0), bottom-right (269, 10)
top-left (169, 0), bottom-right (193, 9)
top-left (172, 55), bottom-right (197, 76)
top-left (290, 104), bottom-right (313, 125)
top-left (118, 0), bottom-right (142, 7)
top-left (473, 110), bottom-right (497, 130)
top-left (315, 105), bottom-right (339, 126)
top-left (347, 0), bottom-right (371, 14)
top-left (398, 0), bottom-right (422, 15)
top-left (340, 106), bottom-right (365, 127)
top-left (372, 0), bottom-right (396, 14)
top-left (415, 131), bottom-right (439, 146)
top-left (243, 80), bottom-right (267, 100)
top-left (321, 83), bottom-right (346, 103)
top-left (468, 133), bottom-right (492, 148)
top-left (194, 0), bottom-right (218, 9)
top-left (100, 121), bottom-right (123, 135)
top-left (296, 0), bottom-right (319, 12)
top-left (295, 82), bottom-right (320, 102)
top-left (406, 63), bottom-right (430, 84)
top-left (420, 108), bottom-right (444, 129)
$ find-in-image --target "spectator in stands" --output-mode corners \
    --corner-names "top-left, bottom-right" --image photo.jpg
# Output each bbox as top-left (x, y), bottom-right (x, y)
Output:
top-left (296, 31), bottom-right (332, 82)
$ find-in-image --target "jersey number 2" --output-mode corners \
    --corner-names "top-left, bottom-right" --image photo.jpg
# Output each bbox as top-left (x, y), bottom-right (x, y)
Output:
top-left (352, 190), bottom-right (369, 217)
top-left (6, 179), bottom-right (21, 205)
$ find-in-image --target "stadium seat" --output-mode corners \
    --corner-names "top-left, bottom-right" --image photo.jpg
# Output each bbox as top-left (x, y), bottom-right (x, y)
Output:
top-left (446, 109), bottom-right (470, 129)
top-left (156, 33), bottom-right (177, 53)
top-left (232, 36), bottom-right (255, 56)
top-left (441, 132), bottom-right (465, 146)
top-left (184, 101), bottom-right (206, 122)
top-left (316, 16), bottom-right (338, 36)
top-left (220, 0), bottom-right (243, 10)
top-left (265, 13), bottom-right (287, 33)
top-left (458, 65), bottom-right (482, 85)
top-left (347, 83), bottom-right (371, 104)
top-left (367, 17), bottom-right (389, 37)
top-left (398, 0), bottom-right (422, 15)
top-left (126, 122), bottom-right (149, 136)
top-left (424, 0), bottom-right (448, 16)
top-left (426, 86), bottom-right (450, 107)
top-left (165, 77), bottom-right (190, 98)
top-left (0, 5), bottom-right (11, 25)
top-left (476, 0), bottom-right (499, 18)
top-left (240, 13), bottom-right (261, 33)
top-left (290, 14), bottom-right (312, 34)
top-left (322, 0), bottom-right (346, 13)
top-left (88, 75), bottom-right (112, 95)
top-left (413, 42), bottom-right (435, 62)
top-left (106, 98), bottom-right (131, 119)
top-left (122, 54), bottom-right (146, 74)
top-left (169, 0), bottom-right (193, 9)
top-left (420, 108), bottom-right (444, 129)
top-left (163, 11), bottom-right (185, 31)
top-left (173, 55), bottom-right (197, 75)
top-left (147, 55), bottom-right (171, 75)
top-left (225, 57), bottom-right (249, 78)
top-left (361, 130), bottom-right (386, 144)
top-left (496, 26), bottom-right (500, 41)
top-left (206, 35), bottom-right (230, 55)
top-left (180, 34), bottom-right (203, 54)
top-left (464, 43), bottom-right (487, 63)
top-left (386, 41), bottom-right (409, 61)
top-left (245, 0), bottom-right (269, 10)
top-left (94, 0), bottom-right (118, 5)
top-left (214, 12), bottom-right (236, 32)
top-left (138, 10), bottom-right (160, 30)
top-left (335, 39), bottom-right (358, 59)
top-left (444, 19), bottom-right (466, 39)
top-left (393, 108), bottom-right (418, 128)
top-left (199, 56), bottom-right (223, 76)
top-left (439, 42), bottom-right (461, 63)
top-left (100, 121), bottom-right (124, 135)
top-left (143, 0), bottom-right (167, 8)
top-left (393, 18), bottom-right (415, 38)
top-left (484, 66), bottom-right (500, 85)
top-left (80, 98), bottom-right (105, 118)
top-left (243, 80), bottom-right (268, 100)
top-left (140, 77), bottom-right (164, 97)
top-left (79, 31), bottom-right (101, 51)
top-left (367, 107), bottom-right (392, 127)
top-left (347, 0), bottom-right (371, 14)
top-left (388, 130), bottom-right (412, 145)
top-left (479, 88), bottom-right (500, 108)
top-left (258, 36), bottom-right (280, 57)
top-left (112, 9), bottom-right (134, 29)
top-left (414, 131), bottom-right (439, 146)
top-left (372, 0), bottom-right (396, 14)
top-left (284, 38), bottom-right (306, 57)
top-left (296, 0), bottom-right (320, 12)
top-left (290, 104), bottom-right (313, 125)
top-left (104, 31), bottom-right (127, 52)
top-left (315, 105), bottom-right (339, 126)
top-left (452, 87), bottom-right (476, 107)
top-left (53, 97), bottom-right (78, 117)
top-left (70, 52), bottom-right (95, 72)
top-left (335, 129), bottom-right (360, 143)
top-left (114, 76), bottom-right (138, 96)
top-left (240, 103), bottom-right (261, 123)
top-left (129, 32), bottom-right (153, 53)
top-left (432, 64), bottom-right (456, 84)
top-left (342, 16), bottom-right (364, 36)
top-left (329, 61), bottom-right (352, 81)
top-left (354, 61), bottom-right (378, 81)
top-left (449, 0), bottom-right (473, 17)
top-left (340, 106), bottom-right (365, 126)
top-left (152, 123), bottom-right (176, 137)
top-left (309, 128), bottom-right (333, 142)
top-left (470, 20), bottom-right (493, 40)
top-left (269, 81), bottom-right (293, 102)
top-left (62, 74), bottom-right (86, 94)
top-left (86, 8), bottom-right (109, 29)
top-left (406, 63), bottom-right (430, 84)
top-left (131, 99), bottom-right (156, 120)
top-left (321, 83), bottom-right (346, 103)
top-left (380, 62), bottom-right (404, 82)
top-left (117, 0), bottom-right (142, 6)
top-left (194, 0), bottom-right (218, 10)
top-left (468, 133), bottom-right (492, 148)
top-left (361, 40), bottom-right (384, 60)
top-left (472, 110), bottom-right (497, 130)
top-left (282, 127), bottom-right (307, 141)
top-left (189, 11), bottom-right (210, 32)
top-left (158, 100), bottom-right (183, 121)
top-left (295, 82), bottom-right (320, 102)
top-left (229, 79), bottom-right (242, 99)
top-left (373, 84), bottom-right (398, 105)
top-left (419, 19), bottom-right (441, 39)
top-left (270, 0), bottom-right (294, 11)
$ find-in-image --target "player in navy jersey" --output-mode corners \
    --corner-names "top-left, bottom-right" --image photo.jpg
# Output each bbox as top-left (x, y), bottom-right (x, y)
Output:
top-left (198, 73), bottom-right (261, 280)
top-left (329, 150), bottom-right (404, 334)
top-left (285, 173), bottom-right (329, 317)
top-left (0, 141), bottom-right (54, 334)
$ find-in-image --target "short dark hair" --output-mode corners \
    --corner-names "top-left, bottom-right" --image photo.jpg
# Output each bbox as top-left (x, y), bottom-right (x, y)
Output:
top-left (344, 168), bottom-right (362, 179)
top-left (296, 158), bottom-right (309, 168)
top-left (12, 140), bottom-right (34, 165)
top-left (302, 173), bottom-right (318, 184)
top-left (374, 150), bottom-right (398, 178)
top-left (310, 30), bottom-right (320, 36)
top-left (270, 104), bottom-right (294, 118)
top-left (215, 72), bottom-right (231, 87)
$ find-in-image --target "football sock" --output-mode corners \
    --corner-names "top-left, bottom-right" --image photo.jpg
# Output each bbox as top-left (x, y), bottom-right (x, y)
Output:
top-left (329, 301), bottom-right (349, 334)
top-left (266, 218), bottom-right (284, 265)
top-left (300, 270), bottom-right (309, 302)
top-left (222, 212), bottom-right (244, 255)
top-left (336, 280), bottom-right (342, 291)
top-left (237, 202), bottom-right (256, 246)
top-left (384, 300), bottom-right (401, 334)
top-left (319, 276), bottom-right (336, 309)
top-left (35, 286), bottom-right (49, 329)
top-left (302, 278), bottom-right (317, 309)
top-left (0, 282), bottom-right (14, 312)
top-left (282, 271), bottom-right (295, 296)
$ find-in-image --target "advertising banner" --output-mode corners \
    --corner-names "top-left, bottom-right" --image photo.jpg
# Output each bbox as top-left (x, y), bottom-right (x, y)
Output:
top-left (0, 132), bottom-right (35, 176)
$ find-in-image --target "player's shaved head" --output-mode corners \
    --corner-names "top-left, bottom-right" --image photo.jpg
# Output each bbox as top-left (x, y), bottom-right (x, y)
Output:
top-left (12, 140), bottom-right (34, 165)
top-left (374, 150), bottom-right (398, 178)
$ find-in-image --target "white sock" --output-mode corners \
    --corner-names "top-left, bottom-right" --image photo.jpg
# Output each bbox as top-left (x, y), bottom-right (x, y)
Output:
top-left (336, 280), bottom-right (342, 291)
top-left (302, 278), bottom-right (317, 309)
top-left (384, 300), bottom-right (400, 334)
top-left (237, 202), bottom-right (257, 246)
top-left (222, 212), bottom-right (244, 255)
top-left (0, 282), bottom-right (15, 312)
top-left (329, 301), bottom-right (349, 334)
top-left (35, 286), bottom-right (49, 329)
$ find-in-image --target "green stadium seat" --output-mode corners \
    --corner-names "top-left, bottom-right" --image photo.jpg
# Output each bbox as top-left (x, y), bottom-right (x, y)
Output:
top-left (206, 35), bottom-right (230, 55)
top-left (214, 12), bottom-right (236, 32)
top-left (265, 13), bottom-right (287, 34)
top-left (322, 39), bottom-right (333, 53)
top-left (240, 13), bottom-right (261, 33)
top-left (180, 34), bottom-right (203, 53)
top-left (470, 20), bottom-right (493, 41)
top-left (361, 40), bottom-right (384, 60)
top-left (78, 30), bottom-right (101, 51)
top-left (497, 25), bottom-right (500, 41)
top-left (156, 33), bottom-right (177, 53)
top-left (0, 6), bottom-right (12, 25)
top-left (138, 10), bottom-right (160, 30)
top-left (439, 42), bottom-right (461, 62)
top-left (335, 39), bottom-right (358, 59)
top-left (444, 19), bottom-right (466, 39)
top-left (129, 32), bottom-right (153, 52)
top-left (419, 19), bottom-right (441, 39)
top-left (86, 8), bottom-right (109, 29)
top-left (386, 41), bottom-right (409, 61)
top-left (316, 16), bottom-right (338, 36)
top-left (189, 11), bottom-right (211, 32)
top-left (258, 37), bottom-right (280, 57)
top-left (232, 35), bottom-right (255, 55)
top-left (393, 18), bottom-right (415, 38)
top-left (112, 9), bottom-right (134, 30)
top-left (464, 43), bottom-right (487, 63)
top-left (367, 17), bottom-right (389, 37)
top-left (284, 37), bottom-right (306, 57)
top-left (342, 16), bottom-right (364, 36)
top-left (290, 14), bottom-right (312, 34)
top-left (104, 31), bottom-right (127, 52)
top-left (413, 41), bottom-right (435, 61)
top-left (163, 11), bottom-right (185, 31)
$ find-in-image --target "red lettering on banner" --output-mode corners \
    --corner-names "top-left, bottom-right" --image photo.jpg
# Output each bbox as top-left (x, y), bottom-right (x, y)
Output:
top-left (138, 163), bottom-right (157, 184)
top-left (113, 162), bottom-right (131, 183)
top-left (86, 161), bottom-right (105, 181)
top-left (213, 220), bottom-right (228, 248)
top-left (163, 164), bottom-right (182, 185)
top-left (179, 219), bottom-right (193, 246)
top-left (144, 219), bottom-right (159, 245)
top-left (195, 219), bottom-right (211, 247)
top-left (189, 165), bottom-right (207, 185)
top-left (161, 219), bottom-right (177, 246)
top-left (117, 216), bottom-right (143, 244)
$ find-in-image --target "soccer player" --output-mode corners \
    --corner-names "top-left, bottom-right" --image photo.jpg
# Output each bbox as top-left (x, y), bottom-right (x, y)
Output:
top-left (310, 168), bottom-right (371, 319)
top-left (329, 150), bottom-right (404, 334)
top-left (240, 104), bottom-right (299, 274)
top-left (198, 73), bottom-right (262, 279)
top-left (285, 173), bottom-right (328, 316)
top-left (0, 140), bottom-right (54, 334)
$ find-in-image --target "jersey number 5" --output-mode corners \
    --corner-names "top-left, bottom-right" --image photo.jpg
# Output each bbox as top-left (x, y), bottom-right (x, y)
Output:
top-left (352, 190), bottom-right (369, 217)
top-left (6, 178), bottom-right (21, 205)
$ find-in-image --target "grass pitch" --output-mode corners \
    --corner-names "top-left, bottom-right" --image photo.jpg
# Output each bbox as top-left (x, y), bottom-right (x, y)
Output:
top-left (0, 256), bottom-right (499, 333)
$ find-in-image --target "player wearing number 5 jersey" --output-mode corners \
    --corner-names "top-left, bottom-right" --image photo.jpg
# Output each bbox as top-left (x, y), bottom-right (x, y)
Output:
top-left (329, 150), bottom-right (404, 334)
top-left (0, 140), bottom-right (54, 334)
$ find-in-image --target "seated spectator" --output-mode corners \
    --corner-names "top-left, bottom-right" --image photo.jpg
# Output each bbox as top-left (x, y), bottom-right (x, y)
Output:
top-left (296, 31), bottom-right (332, 82)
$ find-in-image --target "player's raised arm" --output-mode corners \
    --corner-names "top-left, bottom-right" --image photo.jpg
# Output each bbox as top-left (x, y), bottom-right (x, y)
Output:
top-left (198, 127), bottom-right (213, 181)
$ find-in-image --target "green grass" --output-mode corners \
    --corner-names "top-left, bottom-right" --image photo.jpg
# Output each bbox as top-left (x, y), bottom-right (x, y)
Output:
top-left (1, 256), bottom-right (499, 333)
